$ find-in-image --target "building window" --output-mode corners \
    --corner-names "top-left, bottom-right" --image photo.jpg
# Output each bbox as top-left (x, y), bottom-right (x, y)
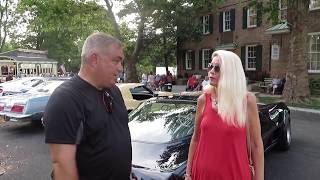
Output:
top-left (271, 44), bottom-right (280, 60)
top-left (279, 0), bottom-right (287, 22)
top-left (309, 33), bottom-right (320, 73)
top-left (185, 51), bottom-right (192, 70)
top-left (202, 15), bottom-right (210, 34)
top-left (247, 6), bottom-right (257, 28)
top-left (309, 0), bottom-right (320, 10)
top-left (202, 49), bottom-right (211, 69)
top-left (223, 11), bottom-right (231, 32)
top-left (246, 45), bottom-right (257, 70)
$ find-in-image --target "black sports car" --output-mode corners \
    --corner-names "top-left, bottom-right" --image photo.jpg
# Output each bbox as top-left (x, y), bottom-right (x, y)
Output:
top-left (129, 95), bottom-right (291, 180)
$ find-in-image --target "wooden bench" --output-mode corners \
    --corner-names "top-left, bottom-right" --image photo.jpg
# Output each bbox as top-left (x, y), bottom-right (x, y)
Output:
top-left (258, 78), bottom-right (273, 92)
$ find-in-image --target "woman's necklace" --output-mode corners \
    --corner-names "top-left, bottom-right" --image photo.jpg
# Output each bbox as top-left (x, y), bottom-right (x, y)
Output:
top-left (211, 96), bottom-right (218, 106)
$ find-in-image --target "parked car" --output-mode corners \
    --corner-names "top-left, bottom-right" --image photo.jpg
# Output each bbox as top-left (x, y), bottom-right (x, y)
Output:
top-left (117, 83), bottom-right (173, 112)
top-left (0, 78), bottom-right (67, 122)
top-left (128, 95), bottom-right (291, 179)
top-left (0, 77), bottom-right (44, 96)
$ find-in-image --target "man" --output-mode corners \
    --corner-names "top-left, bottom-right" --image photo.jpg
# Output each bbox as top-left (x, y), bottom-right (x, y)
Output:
top-left (43, 32), bottom-right (132, 180)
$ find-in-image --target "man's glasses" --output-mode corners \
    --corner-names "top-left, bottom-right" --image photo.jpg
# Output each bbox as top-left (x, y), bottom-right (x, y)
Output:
top-left (102, 91), bottom-right (113, 113)
top-left (207, 63), bottom-right (220, 73)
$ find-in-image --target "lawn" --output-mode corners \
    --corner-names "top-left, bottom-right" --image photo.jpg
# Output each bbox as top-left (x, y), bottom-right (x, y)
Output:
top-left (258, 96), bottom-right (320, 110)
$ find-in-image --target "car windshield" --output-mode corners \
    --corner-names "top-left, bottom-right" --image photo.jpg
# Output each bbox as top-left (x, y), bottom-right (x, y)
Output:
top-left (28, 80), bottom-right (64, 94)
top-left (129, 100), bottom-right (196, 143)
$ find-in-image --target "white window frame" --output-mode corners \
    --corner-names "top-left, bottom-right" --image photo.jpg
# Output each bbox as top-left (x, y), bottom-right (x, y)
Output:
top-left (246, 45), bottom-right (257, 71)
top-left (247, 6), bottom-right (257, 28)
top-left (309, 0), bottom-right (320, 11)
top-left (271, 44), bottom-right (280, 60)
top-left (308, 32), bottom-right (320, 73)
top-left (278, 0), bottom-right (287, 22)
top-left (202, 49), bottom-right (211, 69)
top-left (202, 15), bottom-right (210, 34)
top-left (185, 50), bottom-right (193, 70)
top-left (223, 11), bottom-right (231, 32)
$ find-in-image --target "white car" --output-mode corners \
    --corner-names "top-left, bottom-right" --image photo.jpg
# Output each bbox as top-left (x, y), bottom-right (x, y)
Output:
top-left (0, 77), bottom-right (44, 96)
top-left (0, 78), bottom-right (67, 122)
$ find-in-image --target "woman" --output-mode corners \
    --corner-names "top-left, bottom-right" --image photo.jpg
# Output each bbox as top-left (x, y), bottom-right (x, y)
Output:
top-left (185, 50), bottom-right (264, 180)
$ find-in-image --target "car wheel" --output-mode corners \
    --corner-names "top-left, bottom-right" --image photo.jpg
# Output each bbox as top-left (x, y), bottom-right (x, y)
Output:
top-left (277, 114), bottom-right (291, 151)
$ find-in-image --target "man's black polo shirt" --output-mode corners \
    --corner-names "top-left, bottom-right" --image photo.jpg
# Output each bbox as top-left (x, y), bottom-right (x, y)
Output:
top-left (44, 75), bottom-right (132, 180)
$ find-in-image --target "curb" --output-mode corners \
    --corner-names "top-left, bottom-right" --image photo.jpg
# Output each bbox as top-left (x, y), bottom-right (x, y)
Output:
top-left (288, 106), bottom-right (320, 114)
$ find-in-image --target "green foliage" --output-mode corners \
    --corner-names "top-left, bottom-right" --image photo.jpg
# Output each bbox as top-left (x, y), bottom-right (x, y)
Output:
top-left (309, 78), bottom-right (320, 96)
top-left (12, 0), bottom-right (115, 71)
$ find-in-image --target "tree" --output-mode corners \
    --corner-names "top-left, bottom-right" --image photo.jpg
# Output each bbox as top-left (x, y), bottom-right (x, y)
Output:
top-left (265, 0), bottom-right (311, 102)
top-left (0, 0), bottom-right (15, 52)
top-left (104, 0), bottom-right (221, 82)
top-left (282, 0), bottom-right (311, 102)
top-left (13, 0), bottom-right (115, 71)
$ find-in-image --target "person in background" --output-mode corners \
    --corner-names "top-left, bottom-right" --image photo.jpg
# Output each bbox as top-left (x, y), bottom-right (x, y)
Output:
top-left (185, 50), bottom-right (264, 180)
top-left (141, 73), bottom-right (147, 86)
top-left (270, 76), bottom-right (282, 95)
top-left (201, 76), bottom-right (210, 90)
top-left (147, 72), bottom-right (155, 90)
top-left (43, 32), bottom-right (132, 180)
top-left (186, 74), bottom-right (198, 91)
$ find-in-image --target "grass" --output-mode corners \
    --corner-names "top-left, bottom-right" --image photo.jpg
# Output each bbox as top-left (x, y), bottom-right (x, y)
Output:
top-left (258, 96), bottom-right (320, 110)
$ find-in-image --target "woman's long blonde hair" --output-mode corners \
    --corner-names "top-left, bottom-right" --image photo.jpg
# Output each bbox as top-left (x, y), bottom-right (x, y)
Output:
top-left (204, 50), bottom-right (248, 127)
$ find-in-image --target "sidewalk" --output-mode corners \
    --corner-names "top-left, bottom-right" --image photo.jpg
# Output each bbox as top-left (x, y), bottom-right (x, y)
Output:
top-left (172, 85), bottom-right (320, 114)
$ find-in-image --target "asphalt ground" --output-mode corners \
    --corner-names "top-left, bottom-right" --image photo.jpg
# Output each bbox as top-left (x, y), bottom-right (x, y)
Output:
top-left (0, 85), bottom-right (319, 179)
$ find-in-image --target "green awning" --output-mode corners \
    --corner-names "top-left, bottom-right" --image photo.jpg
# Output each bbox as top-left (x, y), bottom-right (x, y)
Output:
top-left (265, 22), bottom-right (291, 35)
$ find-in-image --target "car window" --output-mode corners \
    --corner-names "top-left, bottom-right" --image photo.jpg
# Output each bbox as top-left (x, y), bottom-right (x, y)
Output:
top-left (129, 86), bottom-right (152, 94)
top-left (28, 80), bottom-right (64, 94)
top-left (129, 101), bottom-right (196, 143)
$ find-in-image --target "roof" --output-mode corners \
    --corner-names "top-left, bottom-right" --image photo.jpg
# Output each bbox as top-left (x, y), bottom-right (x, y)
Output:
top-left (0, 49), bottom-right (57, 63)
top-left (265, 22), bottom-right (291, 35)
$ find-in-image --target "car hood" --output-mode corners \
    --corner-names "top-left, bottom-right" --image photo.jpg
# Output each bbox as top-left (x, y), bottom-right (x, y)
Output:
top-left (132, 136), bottom-right (190, 173)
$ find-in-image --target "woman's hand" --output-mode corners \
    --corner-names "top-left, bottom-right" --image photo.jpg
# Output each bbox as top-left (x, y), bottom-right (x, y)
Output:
top-left (184, 176), bottom-right (192, 180)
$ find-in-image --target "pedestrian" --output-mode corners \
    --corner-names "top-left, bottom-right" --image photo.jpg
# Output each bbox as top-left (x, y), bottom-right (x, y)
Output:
top-left (43, 32), bottom-right (132, 180)
top-left (185, 50), bottom-right (264, 180)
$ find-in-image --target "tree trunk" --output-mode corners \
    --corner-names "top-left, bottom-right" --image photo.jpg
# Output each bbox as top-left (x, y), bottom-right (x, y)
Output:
top-left (283, 0), bottom-right (310, 102)
top-left (126, 15), bottom-right (146, 82)
top-left (163, 33), bottom-right (169, 74)
top-left (104, 0), bottom-right (121, 40)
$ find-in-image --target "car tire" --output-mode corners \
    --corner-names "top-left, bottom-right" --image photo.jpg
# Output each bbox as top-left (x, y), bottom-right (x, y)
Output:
top-left (277, 113), bottom-right (291, 151)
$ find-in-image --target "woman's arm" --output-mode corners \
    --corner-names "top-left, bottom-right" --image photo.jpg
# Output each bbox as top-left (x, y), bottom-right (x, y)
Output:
top-left (185, 94), bottom-right (206, 179)
top-left (247, 92), bottom-right (264, 180)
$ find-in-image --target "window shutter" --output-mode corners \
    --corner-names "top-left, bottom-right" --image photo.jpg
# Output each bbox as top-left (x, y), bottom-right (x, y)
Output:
top-left (199, 16), bottom-right (203, 34)
top-left (210, 49), bottom-right (214, 61)
top-left (230, 9), bottom-right (235, 31)
top-left (209, 14), bottom-right (213, 34)
top-left (192, 51), bottom-right (195, 70)
top-left (241, 46), bottom-right (246, 70)
top-left (256, 45), bottom-right (263, 71)
top-left (243, 7), bottom-right (247, 29)
top-left (257, 2), bottom-right (263, 27)
top-left (199, 49), bottom-right (203, 70)
top-left (219, 12), bottom-right (223, 33)
top-left (182, 50), bottom-right (187, 70)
